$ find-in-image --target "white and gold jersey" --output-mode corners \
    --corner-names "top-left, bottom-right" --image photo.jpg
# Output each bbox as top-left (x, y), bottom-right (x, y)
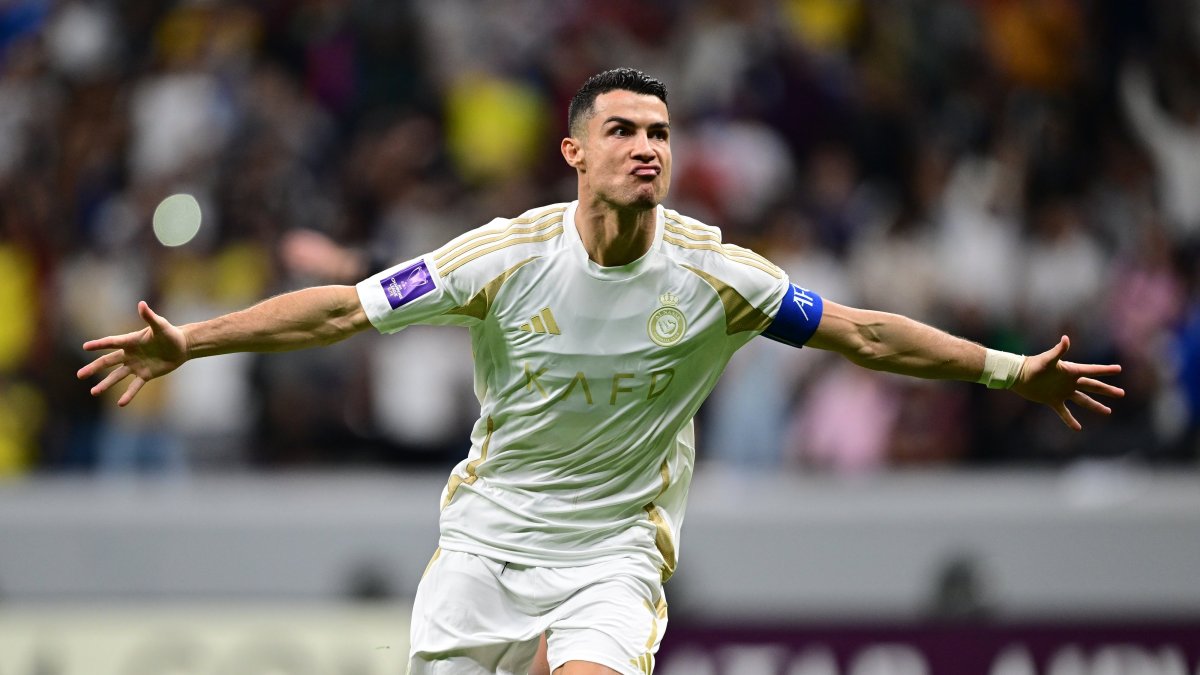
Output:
top-left (356, 201), bottom-right (792, 580)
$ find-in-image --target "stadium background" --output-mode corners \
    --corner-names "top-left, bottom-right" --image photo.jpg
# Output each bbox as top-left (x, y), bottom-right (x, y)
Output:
top-left (0, 1), bottom-right (1198, 673)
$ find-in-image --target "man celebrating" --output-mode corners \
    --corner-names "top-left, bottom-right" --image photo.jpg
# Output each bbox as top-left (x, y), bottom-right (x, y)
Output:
top-left (80, 69), bottom-right (1123, 675)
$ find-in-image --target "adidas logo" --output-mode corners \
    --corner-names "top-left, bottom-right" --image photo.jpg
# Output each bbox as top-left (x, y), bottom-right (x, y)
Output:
top-left (519, 307), bottom-right (561, 335)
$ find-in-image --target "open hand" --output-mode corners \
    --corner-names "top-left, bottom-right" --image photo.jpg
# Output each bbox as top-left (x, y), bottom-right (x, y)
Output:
top-left (1010, 335), bottom-right (1124, 431)
top-left (77, 301), bottom-right (189, 407)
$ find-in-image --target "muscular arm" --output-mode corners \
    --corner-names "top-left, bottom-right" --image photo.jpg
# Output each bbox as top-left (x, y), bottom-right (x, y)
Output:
top-left (185, 285), bottom-right (371, 357)
top-left (79, 285), bottom-right (371, 406)
top-left (805, 300), bottom-right (985, 381)
top-left (799, 299), bottom-right (1123, 430)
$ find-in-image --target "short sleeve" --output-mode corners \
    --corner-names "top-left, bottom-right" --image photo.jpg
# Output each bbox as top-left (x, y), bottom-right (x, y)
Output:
top-left (355, 207), bottom-right (563, 334)
top-left (355, 254), bottom-right (473, 334)
top-left (662, 208), bottom-right (791, 346)
top-left (761, 282), bottom-right (825, 348)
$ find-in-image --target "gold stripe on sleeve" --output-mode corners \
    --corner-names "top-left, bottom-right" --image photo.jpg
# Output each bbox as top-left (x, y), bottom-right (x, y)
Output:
top-left (680, 264), bottom-right (775, 334)
top-left (663, 220), bottom-right (718, 242)
top-left (664, 209), bottom-right (721, 237)
top-left (663, 234), bottom-right (783, 279)
top-left (508, 204), bottom-right (569, 225)
top-left (663, 218), bottom-right (784, 278)
top-left (441, 416), bottom-right (494, 509)
top-left (435, 212), bottom-right (564, 270)
top-left (726, 242), bottom-right (783, 274)
top-left (443, 256), bottom-right (539, 321)
top-left (664, 212), bottom-right (782, 272)
top-left (438, 225), bottom-right (564, 276)
top-left (433, 205), bottom-right (567, 262)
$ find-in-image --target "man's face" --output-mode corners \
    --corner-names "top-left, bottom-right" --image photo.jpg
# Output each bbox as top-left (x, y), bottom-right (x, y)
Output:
top-left (569, 90), bottom-right (672, 210)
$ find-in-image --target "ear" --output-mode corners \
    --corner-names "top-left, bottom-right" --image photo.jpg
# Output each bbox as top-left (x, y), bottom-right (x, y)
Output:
top-left (561, 136), bottom-right (584, 170)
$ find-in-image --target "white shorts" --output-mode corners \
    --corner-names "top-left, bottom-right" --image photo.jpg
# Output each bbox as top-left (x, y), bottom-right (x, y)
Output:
top-left (408, 548), bottom-right (668, 675)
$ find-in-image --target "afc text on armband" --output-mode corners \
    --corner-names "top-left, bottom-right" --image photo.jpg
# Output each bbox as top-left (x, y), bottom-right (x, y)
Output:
top-left (790, 284), bottom-right (815, 321)
top-left (523, 362), bottom-right (675, 406)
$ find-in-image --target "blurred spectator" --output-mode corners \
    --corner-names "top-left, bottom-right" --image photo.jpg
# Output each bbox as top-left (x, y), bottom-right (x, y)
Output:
top-left (4, 0), bottom-right (1195, 476)
top-left (444, 72), bottom-right (549, 185)
top-left (128, 5), bottom-right (239, 186)
top-left (850, 144), bottom-right (943, 322)
top-left (933, 134), bottom-right (1024, 328)
top-left (702, 204), bottom-right (855, 470)
top-left (1121, 61), bottom-right (1200, 244)
top-left (1018, 196), bottom-right (1106, 344)
top-left (1171, 253), bottom-right (1200, 457)
top-left (0, 376), bottom-right (44, 475)
top-left (158, 244), bottom-right (268, 468)
top-left (785, 360), bottom-right (901, 474)
top-left (0, 229), bottom-right (38, 375)
top-left (672, 116), bottom-right (797, 230)
top-left (802, 142), bottom-right (878, 257)
top-left (44, 1), bottom-right (122, 83)
top-left (1104, 223), bottom-right (1189, 459)
top-left (981, 0), bottom-right (1084, 93)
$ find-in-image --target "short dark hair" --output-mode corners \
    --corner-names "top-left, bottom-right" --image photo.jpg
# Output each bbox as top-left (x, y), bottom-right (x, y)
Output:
top-left (567, 68), bottom-right (668, 137)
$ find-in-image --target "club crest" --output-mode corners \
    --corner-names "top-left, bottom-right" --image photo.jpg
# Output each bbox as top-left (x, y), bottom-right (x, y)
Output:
top-left (648, 292), bottom-right (686, 347)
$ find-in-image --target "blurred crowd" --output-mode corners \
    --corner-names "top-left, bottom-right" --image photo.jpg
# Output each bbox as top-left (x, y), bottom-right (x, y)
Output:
top-left (1, 0), bottom-right (1198, 478)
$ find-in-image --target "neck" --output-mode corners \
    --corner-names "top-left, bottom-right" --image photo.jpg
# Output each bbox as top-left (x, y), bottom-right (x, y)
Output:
top-left (574, 197), bottom-right (657, 267)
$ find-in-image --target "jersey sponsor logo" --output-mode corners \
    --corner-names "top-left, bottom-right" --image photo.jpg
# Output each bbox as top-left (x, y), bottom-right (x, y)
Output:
top-left (523, 362), bottom-right (675, 405)
top-left (518, 307), bottom-right (561, 335)
top-left (648, 292), bottom-right (686, 347)
top-left (380, 260), bottom-right (435, 309)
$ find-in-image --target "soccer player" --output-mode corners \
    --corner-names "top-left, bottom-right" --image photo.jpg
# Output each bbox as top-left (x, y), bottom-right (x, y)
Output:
top-left (79, 69), bottom-right (1123, 675)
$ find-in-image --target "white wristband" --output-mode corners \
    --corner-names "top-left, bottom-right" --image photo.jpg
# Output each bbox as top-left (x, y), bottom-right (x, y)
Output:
top-left (978, 349), bottom-right (1025, 389)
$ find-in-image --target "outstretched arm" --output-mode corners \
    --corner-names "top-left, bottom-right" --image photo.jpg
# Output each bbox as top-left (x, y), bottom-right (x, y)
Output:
top-left (78, 285), bottom-right (370, 406)
top-left (805, 300), bottom-right (1123, 430)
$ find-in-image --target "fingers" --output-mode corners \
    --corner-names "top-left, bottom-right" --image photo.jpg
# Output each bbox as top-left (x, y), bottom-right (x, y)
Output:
top-left (1062, 361), bottom-right (1122, 377)
top-left (1032, 335), bottom-right (1070, 372)
top-left (1077, 377), bottom-right (1125, 399)
top-left (83, 302), bottom-right (164, 352)
top-left (82, 330), bottom-right (142, 353)
top-left (1050, 335), bottom-right (1069, 361)
top-left (139, 301), bottom-right (172, 333)
top-left (1070, 390), bottom-right (1111, 416)
top-left (78, 356), bottom-right (151, 406)
top-left (79, 302), bottom-right (166, 408)
top-left (1051, 388), bottom-right (1113, 432)
top-left (92, 365), bottom-right (130, 397)
top-left (118, 376), bottom-right (147, 407)
top-left (77, 350), bottom-right (127, 380)
top-left (1054, 401), bottom-right (1082, 432)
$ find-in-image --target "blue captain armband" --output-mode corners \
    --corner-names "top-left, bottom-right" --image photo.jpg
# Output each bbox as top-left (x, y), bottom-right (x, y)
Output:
top-left (762, 284), bottom-right (824, 348)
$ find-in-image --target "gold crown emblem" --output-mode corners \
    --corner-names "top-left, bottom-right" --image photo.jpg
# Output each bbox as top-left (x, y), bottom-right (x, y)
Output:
top-left (659, 292), bottom-right (679, 307)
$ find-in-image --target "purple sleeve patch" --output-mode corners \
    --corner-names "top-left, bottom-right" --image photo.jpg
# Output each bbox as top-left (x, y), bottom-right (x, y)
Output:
top-left (380, 260), bottom-right (436, 309)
